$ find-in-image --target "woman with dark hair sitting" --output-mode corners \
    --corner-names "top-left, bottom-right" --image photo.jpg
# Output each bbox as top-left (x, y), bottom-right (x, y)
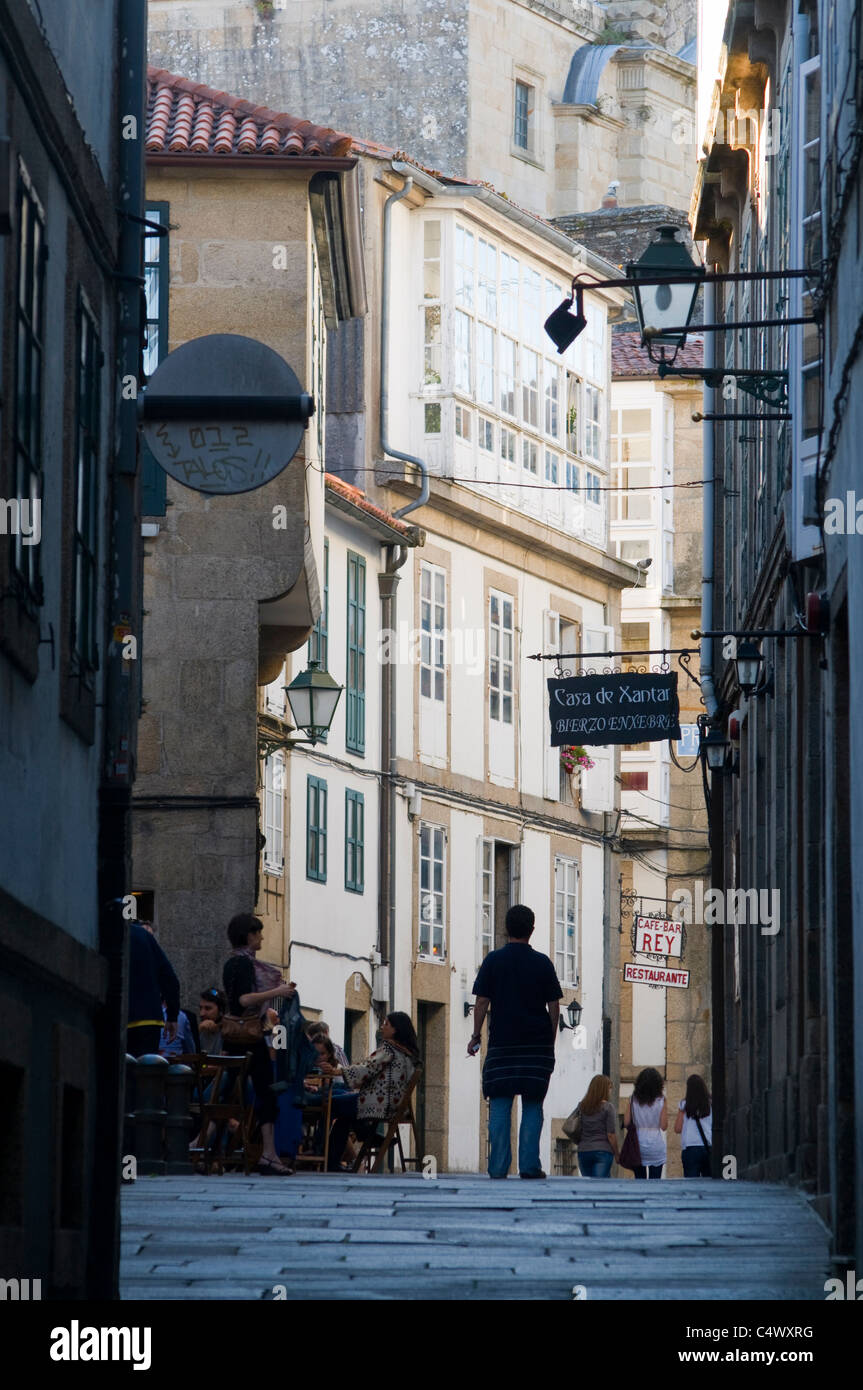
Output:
top-left (674, 1073), bottom-right (713, 1177)
top-left (624, 1066), bottom-right (667, 1180)
top-left (320, 1012), bottom-right (420, 1171)
top-left (223, 913), bottom-right (296, 1176)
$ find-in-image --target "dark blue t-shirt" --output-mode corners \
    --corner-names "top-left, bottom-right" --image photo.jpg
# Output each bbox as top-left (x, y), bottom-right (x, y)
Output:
top-left (472, 942), bottom-right (563, 1046)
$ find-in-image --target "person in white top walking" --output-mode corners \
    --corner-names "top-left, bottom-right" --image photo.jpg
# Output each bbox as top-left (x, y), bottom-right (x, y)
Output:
top-left (674, 1073), bottom-right (713, 1177)
top-left (624, 1067), bottom-right (667, 1179)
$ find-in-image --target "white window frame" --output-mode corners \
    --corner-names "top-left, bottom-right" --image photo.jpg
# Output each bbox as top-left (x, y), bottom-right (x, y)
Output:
top-left (419, 822), bottom-right (447, 959)
top-left (263, 752), bottom-right (285, 876)
top-left (488, 588), bottom-right (515, 727)
top-left (554, 856), bottom-right (579, 986)
top-left (477, 836), bottom-right (494, 962)
top-left (420, 561), bottom-right (446, 704)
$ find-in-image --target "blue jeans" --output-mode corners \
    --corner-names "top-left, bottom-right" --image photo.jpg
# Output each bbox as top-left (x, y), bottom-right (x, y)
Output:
top-left (488, 1095), bottom-right (544, 1177)
top-left (682, 1145), bottom-right (711, 1178)
top-left (579, 1149), bottom-right (614, 1178)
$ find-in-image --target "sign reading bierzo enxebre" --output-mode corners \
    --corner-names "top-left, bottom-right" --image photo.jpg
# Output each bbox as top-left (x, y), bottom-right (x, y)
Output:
top-left (547, 672), bottom-right (682, 747)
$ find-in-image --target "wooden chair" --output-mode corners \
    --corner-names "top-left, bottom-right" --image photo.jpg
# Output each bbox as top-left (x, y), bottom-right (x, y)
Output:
top-left (188, 1053), bottom-right (259, 1175)
top-left (293, 1077), bottom-right (333, 1173)
top-left (352, 1066), bottom-right (422, 1174)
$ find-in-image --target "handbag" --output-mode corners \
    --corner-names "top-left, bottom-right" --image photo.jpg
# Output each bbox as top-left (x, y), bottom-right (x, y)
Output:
top-left (562, 1105), bottom-right (583, 1143)
top-left (220, 1009), bottom-right (265, 1051)
top-left (618, 1100), bottom-right (642, 1171)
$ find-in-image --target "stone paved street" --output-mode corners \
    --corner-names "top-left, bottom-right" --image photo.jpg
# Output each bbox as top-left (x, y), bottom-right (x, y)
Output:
top-left (121, 1173), bottom-right (831, 1300)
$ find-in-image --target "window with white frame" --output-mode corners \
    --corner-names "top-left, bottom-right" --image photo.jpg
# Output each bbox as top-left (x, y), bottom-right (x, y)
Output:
top-left (488, 590), bottom-right (514, 725)
top-left (521, 347), bottom-right (539, 426)
top-left (455, 224), bottom-right (474, 307)
top-left (522, 438), bottom-right (538, 475)
top-left (500, 426), bottom-right (516, 464)
top-left (586, 470), bottom-right (601, 505)
top-left (565, 372), bottom-right (580, 453)
top-left (500, 335), bottom-right (517, 416)
top-left (419, 823), bottom-right (446, 957)
top-left (611, 408), bottom-right (653, 521)
top-left (455, 310), bottom-right (472, 393)
top-left (478, 838), bottom-right (494, 961)
top-left (522, 266), bottom-right (541, 344)
top-left (263, 753), bottom-right (285, 875)
top-left (478, 417), bottom-right (494, 451)
top-left (500, 251), bottom-right (519, 333)
top-left (583, 383), bottom-right (602, 462)
top-left (477, 321), bottom-right (495, 406)
top-left (455, 403), bottom-right (472, 439)
top-left (554, 856), bottom-right (579, 985)
top-left (420, 562), bottom-right (446, 702)
top-left (478, 238), bottom-right (497, 319)
top-left (544, 449), bottom-right (559, 484)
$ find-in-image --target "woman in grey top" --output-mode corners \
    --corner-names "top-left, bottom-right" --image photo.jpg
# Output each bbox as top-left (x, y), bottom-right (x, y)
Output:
top-left (576, 1074), bottom-right (620, 1177)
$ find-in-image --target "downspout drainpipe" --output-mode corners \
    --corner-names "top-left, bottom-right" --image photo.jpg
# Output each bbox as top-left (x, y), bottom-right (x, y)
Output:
top-left (381, 177), bottom-right (430, 518)
top-left (379, 544), bottom-right (408, 1018)
top-left (700, 280), bottom-right (719, 722)
top-left (701, 278), bottom-right (724, 1176)
top-left (91, 0), bottom-right (146, 1298)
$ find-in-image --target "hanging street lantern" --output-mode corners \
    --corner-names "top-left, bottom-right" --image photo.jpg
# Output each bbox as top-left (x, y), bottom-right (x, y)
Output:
top-left (284, 660), bottom-right (344, 744)
top-left (627, 225), bottom-right (703, 365)
top-left (700, 725), bottom-right (730, 772)
top-left (734, 639), bottom-right (764, 695)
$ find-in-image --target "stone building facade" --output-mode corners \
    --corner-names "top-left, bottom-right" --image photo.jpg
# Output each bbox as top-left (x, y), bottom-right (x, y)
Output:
top-left (133, 70), bottom-right (366, 997)
top-left (147, 0), bottom-right (696, 218)
top-left (0, 0), bottom-right (146, 1297)
top-left (694, 0), bottom-right (862, 1269)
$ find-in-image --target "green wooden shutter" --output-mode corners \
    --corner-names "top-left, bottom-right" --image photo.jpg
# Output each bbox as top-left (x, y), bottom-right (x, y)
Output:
top-left (346, 552), bottom-right (366, 754)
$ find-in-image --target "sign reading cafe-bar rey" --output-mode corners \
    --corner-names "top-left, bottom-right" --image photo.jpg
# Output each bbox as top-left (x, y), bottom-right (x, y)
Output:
top-left (547, 672), bottom-right (682, 747)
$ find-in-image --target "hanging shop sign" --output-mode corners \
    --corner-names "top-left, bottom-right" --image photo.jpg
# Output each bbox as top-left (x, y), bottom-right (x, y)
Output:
top-left (547, 672), bottom-right (681, 746)
top-left (634, 914), bottom-right (684, 958)
top-left (625, 962), bottom-right (690, 989)
top-left (140, 334), bottom-right (314, 495)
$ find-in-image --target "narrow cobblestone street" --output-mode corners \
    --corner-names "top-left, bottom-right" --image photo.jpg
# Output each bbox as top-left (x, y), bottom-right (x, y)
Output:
top-left (121, 1174), bottom-right (831, 1301)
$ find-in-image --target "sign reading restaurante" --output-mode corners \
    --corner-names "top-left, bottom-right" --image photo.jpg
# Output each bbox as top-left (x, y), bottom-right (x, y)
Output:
top-left (625, 962), bottom-right (690, 989)
top-left (547, 672), bottom-right (682, 746)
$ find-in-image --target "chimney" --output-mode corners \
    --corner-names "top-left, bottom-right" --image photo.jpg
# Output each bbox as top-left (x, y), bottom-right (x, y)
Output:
top-left (601, 180), bottom-right (621, 209)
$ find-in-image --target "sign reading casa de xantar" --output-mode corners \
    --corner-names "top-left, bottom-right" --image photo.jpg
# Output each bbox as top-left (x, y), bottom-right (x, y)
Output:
top-left (547, 672), bottom-right (682, 746)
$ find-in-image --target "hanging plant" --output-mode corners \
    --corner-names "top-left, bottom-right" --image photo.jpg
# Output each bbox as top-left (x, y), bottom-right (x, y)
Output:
top-left (560, 745), bottom-right (595, 774)
top-left (255, 0), bottom-right (276, 17)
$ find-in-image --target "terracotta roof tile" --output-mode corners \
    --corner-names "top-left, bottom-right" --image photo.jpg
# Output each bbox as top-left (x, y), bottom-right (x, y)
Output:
top-left (612, 329), bottom-right (705, 377)
top-left (146, 67), bottom-right (354, 159)
top-left (324, 473), bottom-right (417, 538)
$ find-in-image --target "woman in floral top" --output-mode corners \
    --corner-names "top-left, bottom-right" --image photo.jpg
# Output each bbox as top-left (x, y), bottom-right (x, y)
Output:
top-left (323, 1012), bottom-right (420, 1170)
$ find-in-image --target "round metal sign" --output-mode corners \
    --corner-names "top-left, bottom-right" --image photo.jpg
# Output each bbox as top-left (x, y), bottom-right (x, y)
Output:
top-left (141, 334), bottom-right (311, 495)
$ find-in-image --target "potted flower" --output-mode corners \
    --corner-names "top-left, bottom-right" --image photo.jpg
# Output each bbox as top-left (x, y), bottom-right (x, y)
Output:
top-left (560, 745), bottom-right (595, 777)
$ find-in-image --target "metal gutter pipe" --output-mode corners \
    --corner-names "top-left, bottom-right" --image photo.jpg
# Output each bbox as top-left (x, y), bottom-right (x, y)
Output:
top-left (90, 0), bottom-right (147, 1299)
top-left (381, 176), bottom-right (429, 518)
top-left (700, 280), bottom-right (719, 719)
top-left (378, 544), bottom-right (408, 1016)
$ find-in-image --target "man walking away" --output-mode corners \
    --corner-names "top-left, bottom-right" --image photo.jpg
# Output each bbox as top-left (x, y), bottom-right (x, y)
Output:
top-left (127, 920), bottom-right (181, 1058)
top-left (468, 904), bottom-right (563, 1179)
